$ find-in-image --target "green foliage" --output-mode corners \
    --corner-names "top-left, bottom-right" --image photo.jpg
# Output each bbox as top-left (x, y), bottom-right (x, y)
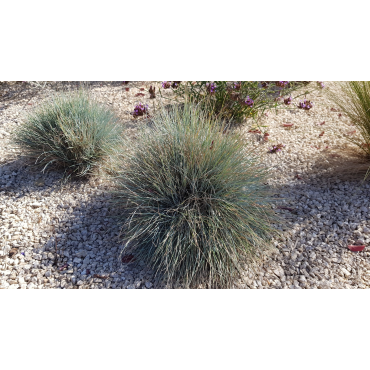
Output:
top-left (14, 90), bottom-right (123, 177)
top-left (160, 81), bottom-right (311, 123)
top-left (111, 103), bottom-right (279, 288)
top-left (327, 82), bottom-right (370, 178)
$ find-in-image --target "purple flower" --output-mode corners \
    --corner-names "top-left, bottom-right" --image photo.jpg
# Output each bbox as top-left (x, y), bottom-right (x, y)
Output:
top-left (276, 81), bottom-right (289, 88)
top-left (261, 81), bottom-right (269, 88)
top-left (317, 81), bottom-right (325, 88)
top-left (244, 96), bottom-right (254, 107)
top-left (132, 103), bottom-right (149, 117)
top-left (298, 99), bottom-right (313, 110)
top-left (162, 81), bottom-right (171, 89)
top-left (233, 82), bottom-right (241, 90)
top-left (171, 81), bottom-right (181, 89)
top-left (269, 144), bottom-right (285, 153)
top-left (284, 96), bottom-right (292, 105)
top-left (206, 82), bottom-right (217, 94)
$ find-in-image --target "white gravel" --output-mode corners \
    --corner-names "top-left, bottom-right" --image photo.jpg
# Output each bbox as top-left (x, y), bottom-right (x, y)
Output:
top-left (1, 81), bottom-right (370, 289)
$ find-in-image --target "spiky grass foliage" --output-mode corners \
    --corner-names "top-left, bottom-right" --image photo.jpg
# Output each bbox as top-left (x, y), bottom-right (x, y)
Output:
top-left (13, 89), bottom-right (123, 177)
top-left (111, 103), bottom-right (279, 288)
top-left (327, 82), bottom-right (370, 178)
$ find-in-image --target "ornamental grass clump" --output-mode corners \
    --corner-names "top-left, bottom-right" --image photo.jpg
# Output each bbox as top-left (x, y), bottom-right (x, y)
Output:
top-left (14, 90), bottom-right (123, 177)
top-left (111, 103), bottom-right (279, 288)
top-left (327, 82), bottom-right (370, 178)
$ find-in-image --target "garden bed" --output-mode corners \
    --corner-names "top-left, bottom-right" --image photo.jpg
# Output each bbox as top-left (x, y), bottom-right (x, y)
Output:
top-left (1, 81), bottom-right (370, 289)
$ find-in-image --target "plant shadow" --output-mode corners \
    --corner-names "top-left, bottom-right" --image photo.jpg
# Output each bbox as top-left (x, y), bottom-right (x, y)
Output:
top-left (0, 155), bottom-right (68, 199)
top-left (26, 182), bottom-right (158, 289)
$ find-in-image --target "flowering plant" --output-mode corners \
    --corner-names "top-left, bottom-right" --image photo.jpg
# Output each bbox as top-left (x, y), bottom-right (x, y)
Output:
top-left (298, 99), bottom-right (313, 110)
top-left (159, 81), bottom-right (316, 123)
top-left (131, 103), bottom-right (149, 117)
top-left (269, 144), bottom-right (285, 153)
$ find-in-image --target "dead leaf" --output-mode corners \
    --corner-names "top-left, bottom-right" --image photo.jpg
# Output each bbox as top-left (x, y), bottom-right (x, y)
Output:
top-left (348, 245), bottom-right (365, 252)
top-left (122, 255), bottom-right (135, 263)
top-left (59, 263), bottom-right (68, 271)
top-left (248, 129), bottom-right (261, 134)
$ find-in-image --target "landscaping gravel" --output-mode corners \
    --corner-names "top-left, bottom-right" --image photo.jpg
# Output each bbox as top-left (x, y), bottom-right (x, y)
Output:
top-left (1, 81), bottom-right (370, 289)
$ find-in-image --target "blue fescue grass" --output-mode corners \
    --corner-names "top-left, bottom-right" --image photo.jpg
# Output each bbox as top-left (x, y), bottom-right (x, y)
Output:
top-left (110, 103), bottom-right (280, 288)
top-left (13, 89), bottom-right (123, 177)
top-left (328, 82), bottom-right (370, 179)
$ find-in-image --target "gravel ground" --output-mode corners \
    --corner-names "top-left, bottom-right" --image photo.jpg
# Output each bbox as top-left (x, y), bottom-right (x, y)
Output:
top-left (1, 81), bottom-right (370, 289)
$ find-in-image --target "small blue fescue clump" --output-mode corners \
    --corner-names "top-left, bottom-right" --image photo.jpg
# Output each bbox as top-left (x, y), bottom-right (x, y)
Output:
top-left (13, 90), bottom-right (123, 177)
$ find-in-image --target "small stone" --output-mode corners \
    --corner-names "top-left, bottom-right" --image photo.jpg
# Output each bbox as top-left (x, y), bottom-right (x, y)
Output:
top-left (34, 179), bottom-right (44, 187)
top-left (291, 252), bottom-right (298, 261)
top-left (273, 268), bottom-right (284, 278)
top-left (30, 202), bottom-right (42, 208)
top-left (145, 281), bottom-right (153, 289)
top-left (0, 281), bottom-right (10, 289)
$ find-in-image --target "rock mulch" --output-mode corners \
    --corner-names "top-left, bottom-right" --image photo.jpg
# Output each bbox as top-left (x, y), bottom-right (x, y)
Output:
top-left (1, 81), bottom-right (370, 289)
